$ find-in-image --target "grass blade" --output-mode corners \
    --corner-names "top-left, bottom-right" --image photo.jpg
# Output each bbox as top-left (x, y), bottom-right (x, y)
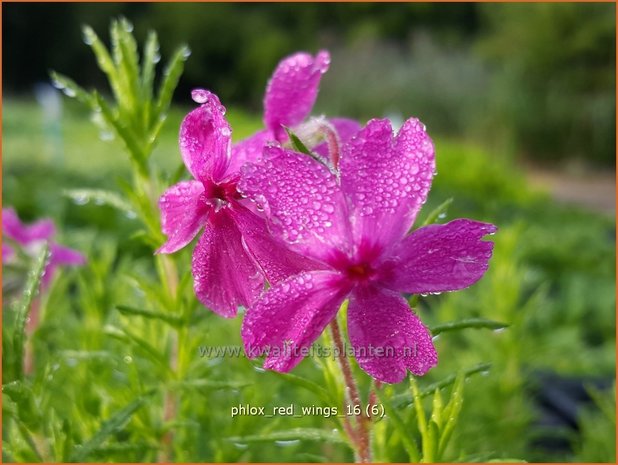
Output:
top-left (115, 304), bottom-right (183, 327)
top-left (430, 318), bottom-right (509, 336)
top-left (12, 244), bottom-right (49, 381)
top-left (63, 188), bottom-right (136, 216)
top-left (69, 395), bottom-right (150, 461)
top-left (265, 370), bottom-right (334, 406)
top-left (374, 386), bottom-right (421, 462)
top-left (419, 198), bottom-right (454, 228)
top-left (141, 30), bottom-right (159, 131)
top-left (49, 71), bottom-right (94, 106)
top-left (391, 363), bottom-right (491, 408)
top-left (438, 371), bottom-right (465, 457)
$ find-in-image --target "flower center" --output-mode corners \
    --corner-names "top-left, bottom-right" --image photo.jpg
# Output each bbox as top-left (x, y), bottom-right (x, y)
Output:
top-left (345, 262), bottom-right (374, 282)
top-left (203, 181), bottom-right (240, 211)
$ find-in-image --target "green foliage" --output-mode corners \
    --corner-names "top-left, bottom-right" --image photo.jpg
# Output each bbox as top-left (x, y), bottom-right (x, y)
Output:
top-left (51, 17), bottom-right (190, 175)
top-left (573, 384), bottom-right (616, 462)
top-left (478, 3), bottom-right (615, 165)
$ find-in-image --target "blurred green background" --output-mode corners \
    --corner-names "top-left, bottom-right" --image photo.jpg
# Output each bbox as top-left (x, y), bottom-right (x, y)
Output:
top-left (2, 3), bottom-right (616, 463)
top-left (4, 2), bottom-right (616, 166)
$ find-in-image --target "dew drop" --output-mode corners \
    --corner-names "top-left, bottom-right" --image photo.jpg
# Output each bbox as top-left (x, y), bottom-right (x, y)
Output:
top-left (191, 89), bottom-right (210, 104)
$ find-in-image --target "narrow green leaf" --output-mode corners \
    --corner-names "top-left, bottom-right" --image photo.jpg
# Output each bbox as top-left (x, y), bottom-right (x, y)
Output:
top-left (408, 293), bottom-right (420, 308)
top-left (266, 371), bottom-right (334, 406)
top-left (115, 304), bottom-right (183, 327)
top-left (284, 126), bottom-right (312, 155)
top-left (172, 378), bottom-right (251, 391)
top-left (82, 25), bottom-right (124, 105)
top-left (419, 198), bottom-right (453, 228)
top-left (154, 44), bottom-right (190, 124)
top-left (227, 428), bottom-right (350, 446)
top-left (423, 419), bottom-right (439, 463)
top-left (82, 25), bottom-right (116, 76)
top-left (391, 363), bottom-right (491, 408)
top-left (104, 325), bottom-right (172, 376)
top-left (430, 388), bottom-right (444, 430)
top-left (374, 386), bottom-right (421, 462)
top-left (430, 318), bottom-right (509, 336)
top-left (49, 71), bottom-right (94, 106)
top-left (63, 188), bottom-right (135, 216)
top-left (141, 31), bottom-right (159, 131)
top-left (12, 244), bottom-right (49, 381)
top-left (69, 395), bottom-right (150, 461)
top-left (410, 378), bottom-right (429, 450)
top-left (15, 420), bottom-right (44, 461)
top-left (118, 18), bottom-right (140, 93)
top-left (438, 372), bottom-right (465, 457)
top-left (113, 18), bottom-right (141, 124)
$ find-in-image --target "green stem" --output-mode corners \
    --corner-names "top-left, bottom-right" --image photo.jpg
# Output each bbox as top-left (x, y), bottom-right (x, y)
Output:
top-left (329, 319), bottom-right (372, 463)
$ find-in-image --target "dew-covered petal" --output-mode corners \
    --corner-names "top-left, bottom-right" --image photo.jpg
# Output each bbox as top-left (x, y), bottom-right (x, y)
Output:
top-left (242, 270), bottom-right (347, 372)
top-left (347, 286), bottom-right (437, 383)
top-left (157, 181), bottom-right (208, 254)
top-left (180, 90), bottom-right (231, 183)
top-left (230, 203), bottom-right (325, 284)
top-left (228, 129), bottom-right (272, 175)
top-left (3, 208), bottom-right (56, 244)
top-left (313, 117), bottom-right (362, 160)
top-left (264, 51), bottom-right (330, 141)
top-left (382, 219), bottom-right (497, 294)
top-left (340, 118), bottom-right (435, 251)
top-left (192, 210), bottom-right (263, 318)
top-left (239, 145), bottom-right (352, 264)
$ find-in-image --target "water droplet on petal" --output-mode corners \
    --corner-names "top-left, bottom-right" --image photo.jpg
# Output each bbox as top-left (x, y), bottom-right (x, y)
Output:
top-left (191, 89), bottom-right (211, 104)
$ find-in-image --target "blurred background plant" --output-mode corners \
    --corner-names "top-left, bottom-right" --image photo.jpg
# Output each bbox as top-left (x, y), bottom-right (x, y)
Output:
top-left (5, 3), bottom-right (615, 167)
top-left (2, 3), bottom-right (615, 463)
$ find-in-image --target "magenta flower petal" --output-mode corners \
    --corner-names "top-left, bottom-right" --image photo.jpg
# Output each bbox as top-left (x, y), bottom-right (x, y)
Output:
top-left (228, 129), bottom-right (272, 176)
top-left (192, 209), bottom-right (263, 318)
top-left (230, 204), bottom-right (324, 284)
top-left (239, 145), bottom-right (352, 263)
top-left (383, 219), bottom-right (497, 294)
top-left (264, 51), bottom-right (330, 141)
top-left (157, 181), bottom-right (208, 254)
top-left (179, 90), bottom-right (231, 183)
top-left (50, 244), bottom-right (86, 266)
top-left (3, 208), bottom-right (56, 244)
top-left (42, 243), bottom-right (87, 287)
top-left (340, 118), bottom-right (435, 249)
top-left (242, 271), bottom-right (347, 372)
top-left (329, 117), bottom-right (362, 143)
top-left (348, 286), bottom-right (437, 383)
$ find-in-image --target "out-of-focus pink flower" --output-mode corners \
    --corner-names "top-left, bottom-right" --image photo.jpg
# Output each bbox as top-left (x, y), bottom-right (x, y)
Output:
top-left (2, 208), bottom-right (86, 288)
top-left (157, 90), bottom-right (316, 318)
top-left (239, 118), bottom-right (497, 383)
top-left (233, 51), bottom-right (361, 169)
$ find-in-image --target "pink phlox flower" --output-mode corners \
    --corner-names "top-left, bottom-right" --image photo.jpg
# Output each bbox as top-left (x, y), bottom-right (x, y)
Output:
top-left (2, 207), bottom-right (86, 288)
top-left (157, 90), bottom-right (317, 318)
top-left (232, 50), bottom-right (361, 170)
top-left (239, 118), bottom-right (497, 383)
